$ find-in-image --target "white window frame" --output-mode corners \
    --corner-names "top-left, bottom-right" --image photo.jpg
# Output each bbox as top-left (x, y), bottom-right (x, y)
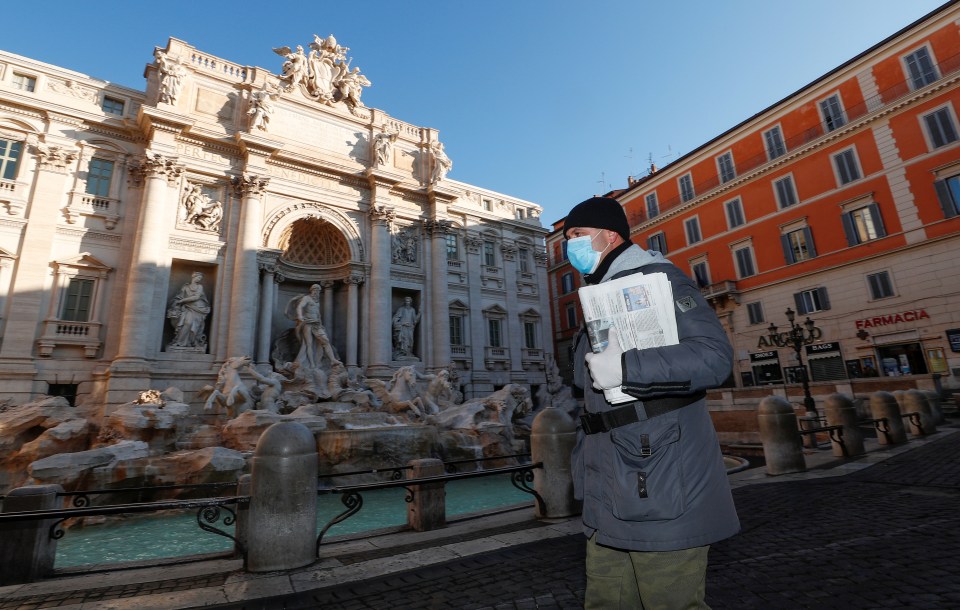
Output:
top-left (678, 173), bottom-right (695, 203)
top-left (763, 125), bottom-right (786, 160)
top-left (781, 225), bottom-right (816, 264)
top-left (690, 257), bottom-right (710, 288)
top-left (903, 45), bottom-right (939, 90)
top-left (684, 216), bottom-right (702, 245)
top-left (716, 151), bottom-right (736, 183)
top-left (921, 104), bottom-right (959, 150)
top-left (12, 73), bottom-right (37, 93)
top-left (866, 270), bottom-right (896, 300)
top-left (483, 240), bottom-right (496, 267)
top-left (746, 301), bottom-right (765, 325)
top-left (647, 232), bottom-right (667, 254)
top-left (102, 96), bottom-right (125, 116)
top-left (725, 197), bottom-right (745, 229)
top-left (645, 192), bottom-right (659, 218)
top-left (819, 93), bottom-right (846, 132)
top-left (832, 147), bottom-right (862, 186)
top-left (841, 200), bottom-right (887, 245)
top-left (732, 241), bottom-right (756, 279)
top-left (794, 287), bottom-right (830, 314)
top-left (773, 174), bottom-right (798, 208)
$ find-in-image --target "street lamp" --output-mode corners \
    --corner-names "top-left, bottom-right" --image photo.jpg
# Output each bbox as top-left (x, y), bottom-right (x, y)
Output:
top-left (767, 307), bottom-right (818, 415)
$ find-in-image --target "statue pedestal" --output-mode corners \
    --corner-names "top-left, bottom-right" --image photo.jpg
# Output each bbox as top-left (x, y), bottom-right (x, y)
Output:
top-left (166, 345), bottom-right (207, 354)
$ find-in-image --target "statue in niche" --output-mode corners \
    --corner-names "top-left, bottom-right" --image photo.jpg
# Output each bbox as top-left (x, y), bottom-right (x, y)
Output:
top-left (154, 49), bottom-right (186, 105)
top-left (391, 228), bottom-right (418, 265)
top-left (392, 296), bottom-right (421, 360)
top-left (167, 271), bottom-right (211, 349)
top-left (247, 82), bottom-right (280, 131)
top-left (373, 129), bottom-right (398, 167)
top-left (180, 183), bottom-right (223, 232)
top-left (430, 141), bottom-right (452, 183)
top-left (289, 284), bottom-right (340, 370)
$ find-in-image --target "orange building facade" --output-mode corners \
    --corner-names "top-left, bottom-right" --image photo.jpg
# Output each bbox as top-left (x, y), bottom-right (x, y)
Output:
top-left (550, 2), bottom-right (960, 396)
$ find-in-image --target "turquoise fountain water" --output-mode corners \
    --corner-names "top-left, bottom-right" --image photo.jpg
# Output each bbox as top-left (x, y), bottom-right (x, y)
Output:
top-left (55, 474), bottom-right (532, 568)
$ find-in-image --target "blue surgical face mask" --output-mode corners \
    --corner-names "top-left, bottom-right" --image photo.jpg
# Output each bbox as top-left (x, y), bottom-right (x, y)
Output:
top-left (567, 233), bottom-right (609, 274)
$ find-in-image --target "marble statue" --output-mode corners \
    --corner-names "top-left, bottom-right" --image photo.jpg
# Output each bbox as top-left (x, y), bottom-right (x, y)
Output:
top-left (373, 129), bottom-right (398, 166)
top-left (392, 297), bottom-right (420, 360)
top-left (155, 49), bottom-right (186, 104)
top-left (273, 34), bottom-right (371, 113)
top-left (391, 228), bottom-right (418, 265)
top-left (203, 355), bottom-right (257, 417)
top-left (273, 45), bottom-right (309, 92)
top-left (181, 183), bottom-right (223, 232)
top-left (290, 284), bottom-right (339, 369)
top-left (248, 82), bottom-right (280, 131)
top-left (430, 141), bottom-right (452, 183)
top-left (167, 271), bottom-right (211, 349)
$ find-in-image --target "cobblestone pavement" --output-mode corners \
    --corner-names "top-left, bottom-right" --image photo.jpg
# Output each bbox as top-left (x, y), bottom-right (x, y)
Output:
top-left (216, 430), bottom-right (960, 610)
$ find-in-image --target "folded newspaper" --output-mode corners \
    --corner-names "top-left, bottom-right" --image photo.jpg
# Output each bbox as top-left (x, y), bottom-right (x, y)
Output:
top-left (578, 272), bottom-right (679, 404)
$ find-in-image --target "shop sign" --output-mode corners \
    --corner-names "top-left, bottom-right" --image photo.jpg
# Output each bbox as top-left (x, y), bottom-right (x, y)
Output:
top-left (806, 341), bottom-right (839, 355)
top-left (947, 328), bottom-right (960, 353)
top-left (749, 351), bottom-right (779, 362)
top-left (855, 309), bottom-right (929, 329)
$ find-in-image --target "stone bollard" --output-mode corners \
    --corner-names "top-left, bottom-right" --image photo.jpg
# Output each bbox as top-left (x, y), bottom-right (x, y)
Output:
top-left (869, 391), bottom-right (907, 445)
top-left (234, 474), bottom-right (251, 560)
top-left (0, 484), bottom-right (64, 585)
top-left (531, 406), bottom-right (580, 518)
top-left (247, 421), bottom-right (318, 572)
top-left (406, 458), bottom-right (445, 532)
top-left (758, 396), bottom-right (806, 475)
top-left (903, 389), bottom-right (936, 436)
top-left (824, 393), bottom-right (865, 457)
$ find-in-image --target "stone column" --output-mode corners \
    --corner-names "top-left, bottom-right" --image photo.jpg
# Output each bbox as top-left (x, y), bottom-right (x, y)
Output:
top-left (227, 174), bottom-right (269, 359)
top-left (534, 249), bottom-right (552, 363)
top-left (321, 280), bottom-right (335, 338)
top-left (465, 235), bottom-right (489, 398)
top-left (0, 144), bottom-right (77, 369)
top-left (426, 220), bottom-right (452, 371)
top-left (344, 273), bottom-right (363, 369)
top-left (114, 153), bottom-right (181, 366)
top-left (255, 261), bottom-right (277, 366)
top-left (366, 205), bottom-right (394, 377)
top-left (501, 242), bottom-right (523, 374)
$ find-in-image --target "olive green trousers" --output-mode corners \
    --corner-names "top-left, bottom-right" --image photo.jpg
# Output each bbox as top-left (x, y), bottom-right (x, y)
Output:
top-left (584, 533), bottom-right (711, 610)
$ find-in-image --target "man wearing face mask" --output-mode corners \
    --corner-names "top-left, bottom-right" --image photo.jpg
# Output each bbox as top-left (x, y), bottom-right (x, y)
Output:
top-left (563, 196), bottom-right (739, 610)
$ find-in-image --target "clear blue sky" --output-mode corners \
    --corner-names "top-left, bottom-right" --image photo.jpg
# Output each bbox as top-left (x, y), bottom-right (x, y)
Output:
top-left (3, 1), bottom-right (948, 224)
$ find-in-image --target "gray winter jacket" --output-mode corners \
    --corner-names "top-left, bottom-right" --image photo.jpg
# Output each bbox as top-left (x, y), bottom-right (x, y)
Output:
top-left (571, 244), bottom-right (740, 551)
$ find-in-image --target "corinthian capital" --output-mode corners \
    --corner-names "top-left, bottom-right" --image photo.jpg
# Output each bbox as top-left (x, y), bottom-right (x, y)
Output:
top-left (424, 219), bottom-right (455, 236)
top-left (344, 273), bottom-right (365, 285)
top-left (35, 143), bottom-right (78, 172)
top-left (369, 205), bottom-right (395, 225)
top-left (135, 152), bottom-right (184, 185)
top-left (232, 174), bottom-right (270, 197)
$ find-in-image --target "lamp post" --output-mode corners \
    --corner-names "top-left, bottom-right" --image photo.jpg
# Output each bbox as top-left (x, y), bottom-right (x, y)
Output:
top-left (767, 308), bottom-right (818, 415)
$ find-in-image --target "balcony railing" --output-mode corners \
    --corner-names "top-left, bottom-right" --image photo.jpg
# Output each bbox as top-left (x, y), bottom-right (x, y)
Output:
top-left (701, 280), bottom-right (740, 304)
top-left (64, 192), bottom-right (120, 229)
top-left (37, 319), bottom-right (102, 358)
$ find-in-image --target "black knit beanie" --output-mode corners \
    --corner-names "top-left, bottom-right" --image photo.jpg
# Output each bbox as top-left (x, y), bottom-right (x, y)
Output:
top-left (562, 196), bottom-right (631, 241)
